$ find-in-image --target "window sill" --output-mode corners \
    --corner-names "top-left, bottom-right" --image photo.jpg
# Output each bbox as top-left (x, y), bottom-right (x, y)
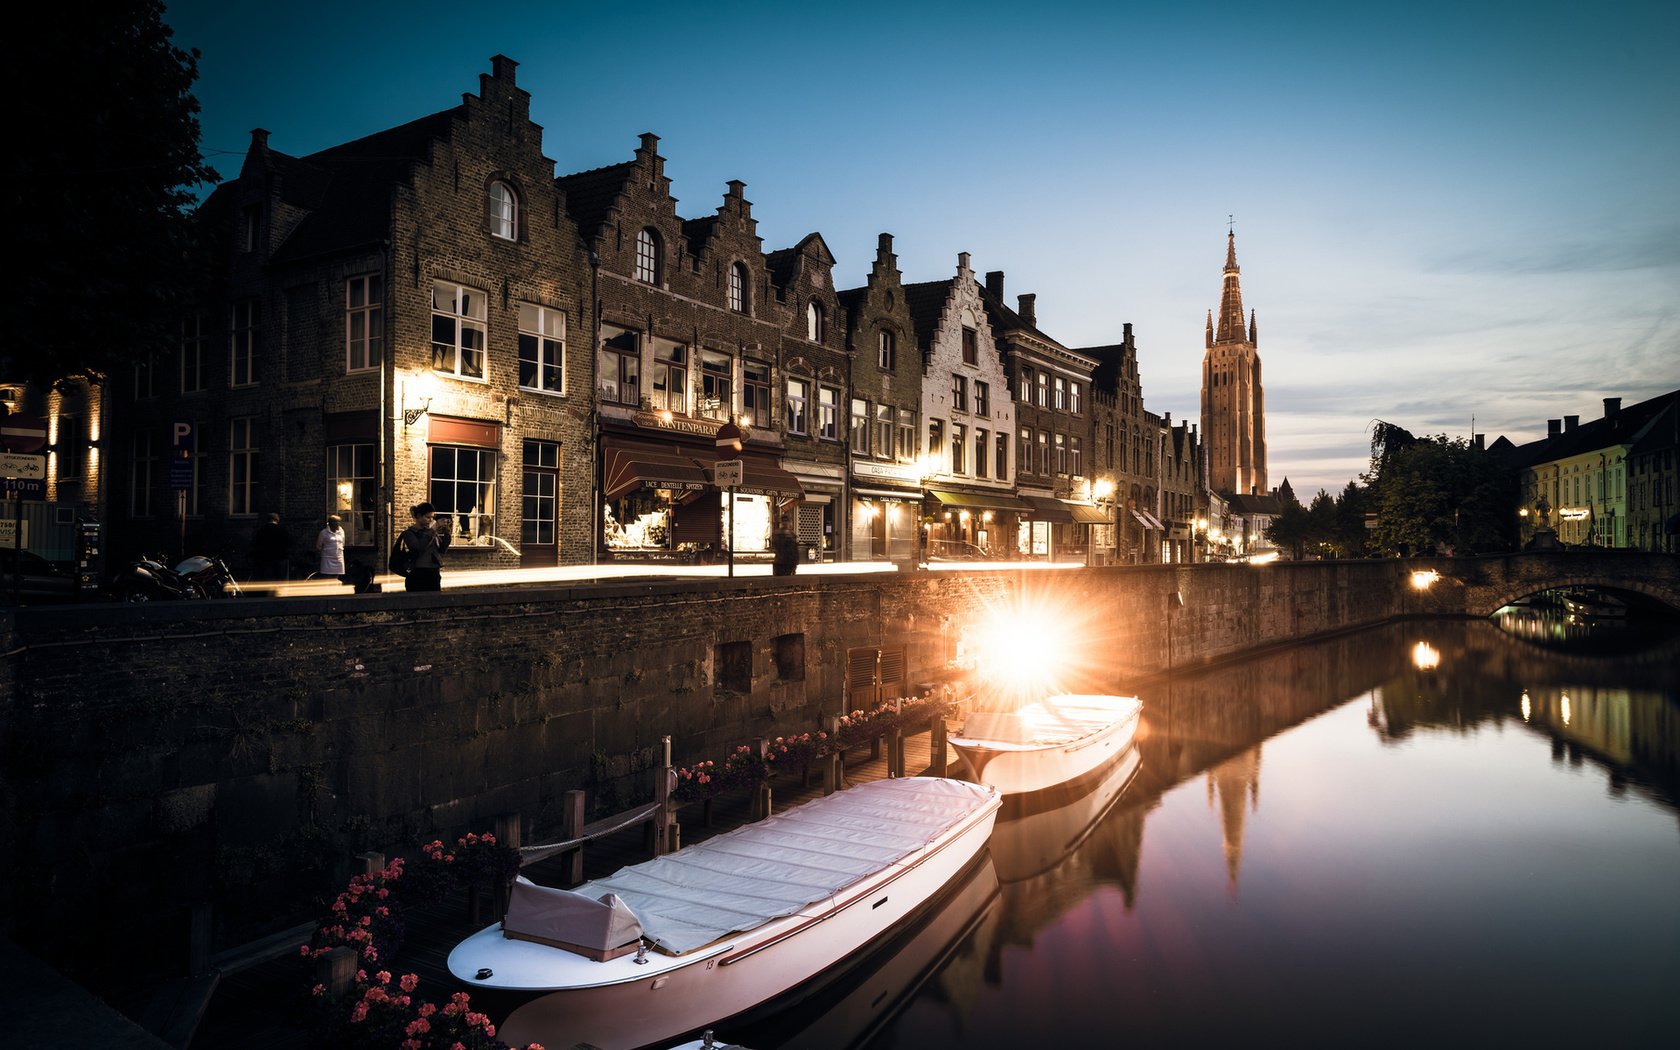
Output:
top-left (518, 386), bottom-right (569, 398)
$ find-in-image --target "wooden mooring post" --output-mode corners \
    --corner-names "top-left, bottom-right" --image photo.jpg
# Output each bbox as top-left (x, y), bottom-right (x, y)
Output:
top-left (651, 735), bottom-right (675, 857)
top-left (316, 946), bottom-right (358, 997)
top-left (560, 789), bottom-right (586, 886)
top-left (929, 715), bottom-right (948, 777)
top-left (887, 728), bottom-right (905, 778)
top-left (494, 813), bottom-right (522, 917)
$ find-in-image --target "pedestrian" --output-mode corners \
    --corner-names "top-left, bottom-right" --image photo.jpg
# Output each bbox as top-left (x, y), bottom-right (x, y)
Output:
top-left (316, 514), bottom-right (346, 579)
top-left (397, 502), bottom-right (450, 593)
top-left (249, 513), bottom-right (292, 580)
top-left (771, 515), bottom-right (799, 576)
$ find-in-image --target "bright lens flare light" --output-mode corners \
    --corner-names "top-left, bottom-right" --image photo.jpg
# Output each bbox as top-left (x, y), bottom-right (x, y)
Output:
top-left (1411, 641), bottom-right (1440, 671)
top-left (968, 612), bottom-right (1067, 697)
top-left (1410, 569), bottom-right (1441, 590)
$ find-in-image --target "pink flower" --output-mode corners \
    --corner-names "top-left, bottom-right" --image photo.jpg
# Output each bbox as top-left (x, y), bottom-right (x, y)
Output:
top-left (376, 970), bottom-right (391, 985)
top-left (349, 1002), bottom-right (369, 1024)
top-left (400, 973), bottom-right (418, 993)
top-left (355, 969), bottom-right (367, 983)
top-left (298, 944), bottom-right (310, 957)
top-left (406, 1017), bottom-right (431, 1036)
top-left (310, 983), bottom-right (325, 997)
top-left (418, 1002), bottom-right (437, 1017)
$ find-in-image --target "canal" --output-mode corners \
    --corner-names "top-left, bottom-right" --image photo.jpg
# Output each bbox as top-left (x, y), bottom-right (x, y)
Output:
top-left (720, 616), bottom-right (1680, 1048)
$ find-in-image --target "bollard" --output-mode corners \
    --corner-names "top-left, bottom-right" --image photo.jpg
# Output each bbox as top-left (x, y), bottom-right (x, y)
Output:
top-left (494, 813), bottom-right (522, 917)
top-left (561, 789), bottom-right (586, 886)
top-left (930, 716), bottom-right (948, 777)
top-left (753, 782), bottom-right (773, 821)
top-left (888, 728), bottom-right (905, 777)
top-left (317, 946), bottom-right (358, 998)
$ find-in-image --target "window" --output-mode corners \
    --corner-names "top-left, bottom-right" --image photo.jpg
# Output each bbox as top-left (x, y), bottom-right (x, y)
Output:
top-left (230, 299), bottom-right (259, 387)
top-left (743, 360), bottom-right (771, 427)
top-left (489, 181), bottom-right (518, 240)
top-left (328, 443), bottom-right (376, 546)
top-left (1036, 371), bottom-right (1048, 407)
top-left (430, 445), bottom-right (496, 543)
top-left (130, 431), bottom-right (155, 517)
top-left (975, 428), bottom-right (988, 479)
top-left (181, 312), bottom-right (206, 393)
top-left (635, 228), bottom-right (661, 284)
top-left (1019, 428), bottom-right (1032, 476)
top-left (928, 419), bottom-right (944, 458)
top-left (1055, 433), bottom-right (1067, 475)
top-left (952, 375), bottom-right (968, 413)
top-left (519, 303), bottom-right (565, 393)
top-left (700, 351), bottom-right (733, 420)
top-left (896, 408), bottom-right (916, 460)
top-left (729, 262), bottom-right (749, 313)
top-left (54, 416), bottom-right (81, 480)
top-left (974, 380), bottom-right (989, 417)
top-left (1038, 430), bottom-right (1050, 474)
top-left (522, 440), bottom-right (560, 547)
top-left (133, 353), bottom-right (157, 399)
top-left (1054, 376), bottom-right (1067, 411)
top-left (651, 339), bottom-right (687, 413)
top-left (599, 326), bottom-right (640, 406)
top-left (874, 403), bottom-right (893, 459)
top-left (786, 378), bottom-right (809, 435)
top-left (347, 275), bottom-right (384, 373)
top-left (850, 398), bottom-right (870, 454)
top-left (1071, 382), bottom-right (1082, 415)
top-left (1071, 436), bottom-right (1084, 477)
top-left (806, 300), bottom-right (826, 343)
top-left (240, 205), bottom-right (260, 252)
top-left (1020, 366), bottom-right (1033, 399)
top-left (996, 433), bottom-right (1009, 480)
top-left (952, 423), bottom-right (967, 474)
top-left (229, 417), bottom-right (257, 516)
top-left (818, 386), bottom-right (839, 440)
top-left (961, 326), bottom-right (978, 365)
top-left (431, 281), bottom-right (486, 379)
top-left (877, 329), bottom-right (896, 371)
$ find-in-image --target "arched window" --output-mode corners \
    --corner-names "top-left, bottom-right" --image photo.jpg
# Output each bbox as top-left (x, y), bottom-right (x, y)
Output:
top-left (489, 181), bottom-right (518, 240)
top-left (806, 300), bottom-right (825, 342)
top-left (729, 262), bottom-right (749, 313)
top-left (635, 228), bottom-right (661, 284)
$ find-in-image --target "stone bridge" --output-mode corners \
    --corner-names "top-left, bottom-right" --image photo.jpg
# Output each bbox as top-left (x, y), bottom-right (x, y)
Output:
top-left (1413, 551), bottom-right (1680, 618)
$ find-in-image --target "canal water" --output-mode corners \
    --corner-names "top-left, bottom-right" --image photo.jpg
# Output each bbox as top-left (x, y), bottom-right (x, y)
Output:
top-left (721, 617), bottom-right (1680, 1049)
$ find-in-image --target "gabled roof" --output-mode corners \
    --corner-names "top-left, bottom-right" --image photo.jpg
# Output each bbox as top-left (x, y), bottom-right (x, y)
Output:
top-left (901, 279), bottom-right (953, 352)
top-left (765, 232), bottom-right (835, 296)
top-left (555, 160), bottom-right (637, 244)
top-left (1226, 492), bottom-right (1283, 515)
top-left (1079, 343), bottom-right (1128, 396)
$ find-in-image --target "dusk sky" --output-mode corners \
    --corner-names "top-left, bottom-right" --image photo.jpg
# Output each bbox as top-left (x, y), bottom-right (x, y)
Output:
top-left (167, 0), bottom-right (1679, 498)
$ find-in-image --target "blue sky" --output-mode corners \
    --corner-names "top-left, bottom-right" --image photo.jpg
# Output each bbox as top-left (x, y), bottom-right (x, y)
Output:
top-left (167, 0), bottom-right (1680, 496)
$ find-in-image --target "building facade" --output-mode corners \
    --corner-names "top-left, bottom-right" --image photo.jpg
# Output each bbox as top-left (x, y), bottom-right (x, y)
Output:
top-left (1201, 232), bottom-right (1267, 498)
top-left (1084, 324), bottom-right (1164, 563)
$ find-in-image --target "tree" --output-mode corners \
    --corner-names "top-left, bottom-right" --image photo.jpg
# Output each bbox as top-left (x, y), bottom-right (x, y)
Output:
top-left (1366, 434), bottom-right (1516, 556)
top-left (1265, 487), bottom-right (1310, 559)
top-left (3, 3), bottom-right (219, 387)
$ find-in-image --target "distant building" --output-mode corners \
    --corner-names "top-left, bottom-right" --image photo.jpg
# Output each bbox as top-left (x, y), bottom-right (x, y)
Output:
top-left (1200, 232), bottom-right (1267, 498)
top-left (1084, 324), bottom-right (1164, 563)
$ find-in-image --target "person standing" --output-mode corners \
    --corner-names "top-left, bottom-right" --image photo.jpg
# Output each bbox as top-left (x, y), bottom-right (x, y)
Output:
top-left (398, 502), bottom-right (450, 593)
top-left (771, 515), bottom-right (799, 576)
top-left (249, 513), bottom-right (292, 581)
top-left (315, 514), bottom-right (346, 579)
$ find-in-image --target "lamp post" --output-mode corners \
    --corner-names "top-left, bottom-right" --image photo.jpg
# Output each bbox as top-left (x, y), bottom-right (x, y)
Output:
top-left (716, 419), bottom-right (744, 578)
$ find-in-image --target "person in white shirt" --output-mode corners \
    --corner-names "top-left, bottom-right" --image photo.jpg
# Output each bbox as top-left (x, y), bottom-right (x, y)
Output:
top-left (316, 514), bottom-right (347, 578)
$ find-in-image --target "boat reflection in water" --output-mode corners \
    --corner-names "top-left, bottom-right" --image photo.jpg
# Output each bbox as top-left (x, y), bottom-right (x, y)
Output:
top-left (990, 744), bottom-right (1143, 883)
top-left (709, 853), bottom-right (1001, 1050)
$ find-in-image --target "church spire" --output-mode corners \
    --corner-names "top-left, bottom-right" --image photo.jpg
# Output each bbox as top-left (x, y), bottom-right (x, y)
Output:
top-left (1216, 230), bottom-right (1246, 344)
top-left (1205, 308), bottom-right (1214, 348)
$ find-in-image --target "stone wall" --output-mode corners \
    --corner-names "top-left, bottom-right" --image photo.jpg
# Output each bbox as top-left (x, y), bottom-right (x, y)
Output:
top-left (12, 554), bottom-right (1657, 985)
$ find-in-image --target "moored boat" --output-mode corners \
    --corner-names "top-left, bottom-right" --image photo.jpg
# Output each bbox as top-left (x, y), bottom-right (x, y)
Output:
top-left (448, 776), bottom-right (1000, 1050)
top-left (949, 693), bottom-right (1142, 795)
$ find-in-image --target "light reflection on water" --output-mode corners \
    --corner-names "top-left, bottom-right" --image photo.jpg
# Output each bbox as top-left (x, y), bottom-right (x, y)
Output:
top-left (727, 619), bottom-right (1680, 1049)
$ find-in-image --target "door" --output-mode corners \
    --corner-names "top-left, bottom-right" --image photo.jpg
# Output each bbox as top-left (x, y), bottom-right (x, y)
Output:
top-left (521, 440), bottom-right (560, 568)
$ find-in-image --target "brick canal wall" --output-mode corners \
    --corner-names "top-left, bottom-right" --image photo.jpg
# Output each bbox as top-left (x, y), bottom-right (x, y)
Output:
top-left (0, 558), bottom-right (1429, 983)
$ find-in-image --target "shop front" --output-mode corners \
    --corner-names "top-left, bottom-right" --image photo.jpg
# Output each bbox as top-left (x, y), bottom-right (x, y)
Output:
top-left (601, 416), bottom-right (801, 561)
top-left (850, 460), bottom-right (923, 561)
top-left (925, 488), bottom-right (1028, 561)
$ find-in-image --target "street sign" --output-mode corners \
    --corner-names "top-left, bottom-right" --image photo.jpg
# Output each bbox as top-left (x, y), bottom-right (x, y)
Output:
top-left (0, 414), bottom-right (46, 452)
top-left (0, 478), bottom-right (44, 497)
top-left (0, 452), bottom-right (46, 479)
top-left (170, 421), bottom-right (195, 490)
top-left (0, 519), bottom-right (25, 548)
top-left (714, 460), bottom-right (744, 487)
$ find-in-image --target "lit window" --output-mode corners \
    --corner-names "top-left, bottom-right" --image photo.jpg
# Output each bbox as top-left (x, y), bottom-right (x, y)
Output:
top-left (635, 228), bottom-right (661, 284)
top-left (729, 262), bottom-right (749, 313)
top-left (347, 274), bottom-right (383, 373)
top-left (519, 303), bottom-right (565, 394)
top-left (874, 403), bottom-right (893, 460)
top-left (328, 443), bottom-right (375, 546)
top-left (1055, 433), bottom-right (1067, 475)
top-left (429, 444), bottom-right (497, 545)
top-left (599, 325), bottom-right (640, 406)
top-left (489, 181), bottom-right (518, 240)
top-left (851, 398), bottom-right (870, 454)
top-left (786, 378), bottom-right (810, 435)
top-left (431, 281), bottom-right (487, 379)
top-left (818, 386), bottom-right (839, 440)
top-left (1054, 376), bottom-right (1067, 411)
top-left (897, 408), bottom-right (916, 461)
top-left (743, 360), bottom-right (771, 427)
top-left (1070, 382), bottom-right (1082, 415)
top-left (1036, 371), bottom-right (1047, 407)
top-left (652, 339), bottom-right (687, 413)
top-left (700, 351), bottom-right (733, 420)
top-left (806, 300), bottom-right (825, 342)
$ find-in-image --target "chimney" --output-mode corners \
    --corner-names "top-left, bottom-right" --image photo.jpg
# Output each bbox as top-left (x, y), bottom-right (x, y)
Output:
top-left (1017, 294), bottom-right (1037, 327)
top-left (250, 128), bottom-right (270, 152)
top-left (985, 270), bottom-right (1004, 300)
top-left (878, 232), bottom-right (893, 256)
top-left (1603, 397), bottom-right (1621, 419)
top-left (1123, 321), bottom-right (1133, 342)
top-left (1564, 415), bottom-right (1579, 431)
top-left (957, 252), bottom-right (971, 274)
top-left (1547, 419), bottom-right (1561, 438)
top-left (490, 54), bottom-right (518, 85)
top-left (1472, 434), bottom-right (1485, 451)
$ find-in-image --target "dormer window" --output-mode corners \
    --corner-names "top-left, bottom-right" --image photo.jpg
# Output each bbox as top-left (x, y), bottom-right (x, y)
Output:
top-left (729, 262), bottom-right (749, 313)
top-left (489, 181), bottom-right (518, 241)
top-left (635, 228), bottom-right (661, 284)
top-left (806, 300), bottom-right (825, 343)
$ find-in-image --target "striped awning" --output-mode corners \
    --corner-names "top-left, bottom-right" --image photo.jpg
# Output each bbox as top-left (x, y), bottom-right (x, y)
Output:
top-left (603, 442), bottom-right (710, 500)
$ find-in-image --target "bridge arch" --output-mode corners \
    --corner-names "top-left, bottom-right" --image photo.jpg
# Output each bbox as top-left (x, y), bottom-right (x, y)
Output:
top-left (1452, 553), bottom-right (1680, 618)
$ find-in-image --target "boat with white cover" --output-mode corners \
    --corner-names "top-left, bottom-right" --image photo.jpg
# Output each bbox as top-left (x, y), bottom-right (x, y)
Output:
top-left (949, 693), bottom-right (1142, 795)
top-left (448, 776), bottom-right (1000, 1050)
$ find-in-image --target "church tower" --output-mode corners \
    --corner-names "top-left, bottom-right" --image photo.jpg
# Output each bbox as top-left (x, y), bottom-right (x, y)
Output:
top-left (1200, 231), bottom-right (1267, 495)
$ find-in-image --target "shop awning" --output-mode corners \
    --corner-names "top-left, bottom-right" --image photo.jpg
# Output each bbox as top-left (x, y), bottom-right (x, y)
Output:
top-left (853, 485), bottom-right (923, 501)
top-left (1021, 495), bottom-right (1074, 524)
top-left (928, 489), bottom-right (1030, 512)
top-left (1131, 510), bottom-right (1165, 531)
top-left (604, 442), bottom-right (711, 500)
top-left (692, 449), bottom-right (804, 498)
top-left (1063, 500), bottom-right (1110, 525)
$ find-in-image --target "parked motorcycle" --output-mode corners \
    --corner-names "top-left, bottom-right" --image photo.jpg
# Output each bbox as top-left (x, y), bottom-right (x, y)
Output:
top-left (108, 554), bottom-right (241, 602)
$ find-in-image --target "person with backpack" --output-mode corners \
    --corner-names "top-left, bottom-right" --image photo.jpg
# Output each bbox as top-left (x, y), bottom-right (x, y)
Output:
top-left (393, 502), bottom-right (450, 592)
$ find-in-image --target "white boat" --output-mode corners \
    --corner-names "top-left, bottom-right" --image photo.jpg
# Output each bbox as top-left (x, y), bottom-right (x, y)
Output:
top-left (948, 693), bottom-right (1143, 795)
top-left (448, 776), bottom-right (1000, 1050)
top-left (991, 743), bottom-right (1142, 883)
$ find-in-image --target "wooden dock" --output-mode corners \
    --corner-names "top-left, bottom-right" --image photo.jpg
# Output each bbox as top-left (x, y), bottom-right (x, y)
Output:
top-left (190, 729), bottom-right (951, 1050)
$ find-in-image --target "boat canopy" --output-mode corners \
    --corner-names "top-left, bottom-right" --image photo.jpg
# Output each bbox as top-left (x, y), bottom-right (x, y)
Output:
top-left (566, 777), bottom-right (995, 954)
top-left (956, 695), bottom-right (1142, 749)
top-left (503, 880), bottom-right (645, 958)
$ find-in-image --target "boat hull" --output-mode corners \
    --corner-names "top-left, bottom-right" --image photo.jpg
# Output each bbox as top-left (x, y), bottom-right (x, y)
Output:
top-left (462, 781), bottom-right (1000, 1050)
top-left (950, 694), bottom-right (1142, 795)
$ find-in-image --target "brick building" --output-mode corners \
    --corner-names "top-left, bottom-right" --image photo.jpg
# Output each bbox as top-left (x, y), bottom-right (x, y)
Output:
top-left (107, 56), bottom-right (596, 574)
top-left (839, 234), bottom-right (924, 561)
top-left (1085, 324), bottom-right (1165, 563)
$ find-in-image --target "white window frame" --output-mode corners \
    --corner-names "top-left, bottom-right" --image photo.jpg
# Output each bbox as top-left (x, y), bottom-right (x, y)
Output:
top-left (635, 228), bottom-right (661, 284)
top-left (431, 280), bottom-right (487, 381)
top-left (700, 350), bottom-right (733, 421)
top-left (346, 274), bottom-right (383, 373)
top-left (489, 181), bottom-right (518, 241)
top-left (519, 302), bottom-right (566, 394)
top-left (328, 442), bottom-right (376, 547)
top-left (728, 262), bottom-right (749, 313)
top-left (818, 385), bottom-right (840, 441)
top-left (786, 378), bottom-right (810, 435)
top-left (878, 329), bottom-right (896, 370)
top-left (806, 300), bottom-right (825, 343)
top-left (429, 444), bottom-right (497, 545)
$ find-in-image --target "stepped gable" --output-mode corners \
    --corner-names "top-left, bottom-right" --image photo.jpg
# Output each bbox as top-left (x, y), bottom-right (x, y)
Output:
top-left (555, 159), bottom-right (638, 245)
